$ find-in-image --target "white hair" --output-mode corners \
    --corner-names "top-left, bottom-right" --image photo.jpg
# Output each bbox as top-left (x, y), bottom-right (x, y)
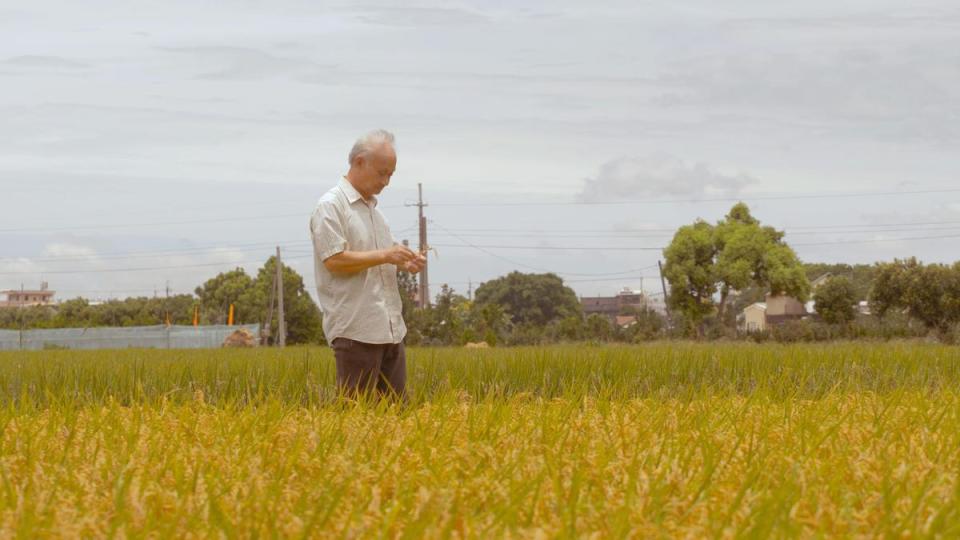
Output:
top-left (348, 129), bottom-right (396, 164)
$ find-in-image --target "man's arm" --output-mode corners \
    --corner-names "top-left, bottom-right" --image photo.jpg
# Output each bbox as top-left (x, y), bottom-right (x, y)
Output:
top-left (324, 245), bottom-right (422, 274)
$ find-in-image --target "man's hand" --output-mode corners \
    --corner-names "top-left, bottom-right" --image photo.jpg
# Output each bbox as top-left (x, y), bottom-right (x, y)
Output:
top-left (400, 252), bottom-right (427, 274)
top-left (382, 244), bottom-right (419, 266)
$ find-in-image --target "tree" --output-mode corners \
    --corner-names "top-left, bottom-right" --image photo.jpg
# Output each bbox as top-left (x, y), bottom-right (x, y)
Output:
top-left (551, 315), bottom-right (585, 342)
top-left (584, 314), bottom-right (614, 341)
top-left (473, 272), bottom-right (581, 327)
top-left (253, 256), bottom-right (324, 345)
top-left (421, 284), bottom-right (469, 345)
top-left (623, 307), bottom-right (666, 342)
top-left (870, 259), bottom-right (960, 332)
top-left (714, 202), bottom-right (809, 321)
top-left (466, 302), bottom-right (510, 346)
top-left (194, 268), bottom-right (260, 325)
top-left (804, 263), bottom-right (878, 300)
top-left (869, 259), bottom-right (915, 319)
top-left (51, 298), bottom-right (93, 327)
top-left (194, 257), bottom-right (324, 345)
top-left (396, 269), bottom-right (419, 320)
top-left (813, 276), bottom-right (857, 325)
top-left (664, 203), bottom-right (810, 333)
top-left (663, 220), bottom-right (717, 331)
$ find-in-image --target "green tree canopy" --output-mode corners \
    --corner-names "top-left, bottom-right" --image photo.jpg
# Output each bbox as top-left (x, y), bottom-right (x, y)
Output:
top-left (869, 258), bottom-right (960, 332)
top-left (663, 220), bottom-right (719, 329)
top-left (813, 276), bottom-right (857, 325)
top-left (194, 257), bottom-right (323, 345)
top-left (254, 256), bottom-right (324, 345)
top-left (664, 203), bottom-right (809, 331)
top-left (194, 268), bottom-right (260, 325)
top-left (473, 272), bottom-right (581, 327)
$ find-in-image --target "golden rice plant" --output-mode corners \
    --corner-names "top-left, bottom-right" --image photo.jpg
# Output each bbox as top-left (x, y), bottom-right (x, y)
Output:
top-left (0, 343), bottom-right (958, 537)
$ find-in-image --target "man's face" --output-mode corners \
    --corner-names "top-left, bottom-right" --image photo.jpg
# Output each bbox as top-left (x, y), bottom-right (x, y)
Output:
top-left (356, 145), bottom-right (397, 198)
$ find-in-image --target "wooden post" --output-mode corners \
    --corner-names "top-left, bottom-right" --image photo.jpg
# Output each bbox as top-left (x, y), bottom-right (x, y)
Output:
top-left (406, 183), bottom-right (430, 308)
top-left (276, 246), bottom-right (286, 347)
top-left (418, 184), bottom-right (430, 308)
top-left (261, 268), bottom-right (276, 345)
top-left (658, 260), bottom-right (673, 329)
top-left (18, 283), bottom-right (23, 351)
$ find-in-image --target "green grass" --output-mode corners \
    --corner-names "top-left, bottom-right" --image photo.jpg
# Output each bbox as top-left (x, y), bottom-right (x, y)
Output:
top-left (2, 342), bottom-right (958, 406)
top-left (0, 343), bottom-right (958, 537)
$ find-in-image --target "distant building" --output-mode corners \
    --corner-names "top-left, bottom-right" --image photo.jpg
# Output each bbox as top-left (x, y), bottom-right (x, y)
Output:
top-left (764, 294), bottom-right (807, 326)
top-left (739, 294), bottom-right (808, 332)
top-left (739, 273), bottom-right (835, 332)
top-left (582, 288), bottom-right (661, 322)
top-left (810, 272), bottom-right (833, 289)
top-left (0, 282), bottom-right (56, 308)
top-left (742, 302), bottom-right (767, 332)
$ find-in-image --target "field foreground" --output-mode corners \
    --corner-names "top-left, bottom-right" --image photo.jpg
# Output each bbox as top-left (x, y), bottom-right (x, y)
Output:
top-left (1, 343), bottom-right (959, 537)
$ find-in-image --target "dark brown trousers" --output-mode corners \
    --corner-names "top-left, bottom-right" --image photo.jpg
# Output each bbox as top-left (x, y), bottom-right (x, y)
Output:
top-left (331, 337), bottom-right (406, 399)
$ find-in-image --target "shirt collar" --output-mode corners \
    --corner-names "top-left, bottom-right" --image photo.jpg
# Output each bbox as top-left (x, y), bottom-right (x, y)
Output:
top-left (339, 177), bottom-right (377, 207)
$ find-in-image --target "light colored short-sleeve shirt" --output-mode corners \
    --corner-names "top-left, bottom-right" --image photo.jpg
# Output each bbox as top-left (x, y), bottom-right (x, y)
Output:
top-left (310, 178), bottom-right (407, 344)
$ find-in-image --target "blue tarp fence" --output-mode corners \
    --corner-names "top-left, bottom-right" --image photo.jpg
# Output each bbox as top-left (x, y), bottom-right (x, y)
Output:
top-left (0, 324), bottom-right (260, 351)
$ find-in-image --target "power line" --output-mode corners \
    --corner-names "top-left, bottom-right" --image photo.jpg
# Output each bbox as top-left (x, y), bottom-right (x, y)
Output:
top-left (423, 187), bottom-right (960, 207)
top-left (431, 243), bottom-right (664, 251)
top-left (0, 240), bottom-right (313, 264)
top-left (566, 275), bottom-right (657, 283)
top-left (793, 233), bottom-right (960, 247)
top-left (53, 288), bottom-right (186, 295)
top-left (431, 232), bottom-right (960, 252)
top-left (429, 220), bottom-right (661, 276)
top-left (5, 221), bottom-right (959, 266)
top-left (4, 187), bottom-right (957, 234)
top-left (426, 219), bottom-right (960, 234)
top-left (0, 255), bottom-right (312, 275)
top-left (427, 225), bottom-right (960, 239)
top-left (5, 228), bottom-right (958, 272)
top-left (0, 212), bottom-right (309, 234)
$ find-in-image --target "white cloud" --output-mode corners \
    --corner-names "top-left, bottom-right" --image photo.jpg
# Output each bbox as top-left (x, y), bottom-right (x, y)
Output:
top-left (2, 0), bottom-right (958, 298)
top-left (354, 7), bottom-right (490, 27)
top-left (159, 46), bottom-right (335, 81)
top-left (577, 154), bottom-right (755, 202)
top-left (654, 47), bottom-right (960, 144)
top-left (0, 55), bottom-right (89, 69)
top-left (41, 243), bottom-right (97, 258)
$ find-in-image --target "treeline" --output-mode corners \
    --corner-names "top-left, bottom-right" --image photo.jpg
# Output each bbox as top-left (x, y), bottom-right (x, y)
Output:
top-left (0, 256), bottom-right (323, 346)
top-left (399, 273), bottom-right (668, 346)
top-left (734, 259), bottom-right (960, 343)
top-left (4, 211), bottom-right (959, 345)
top-left (871, 258), bottom-right (960, 332)
top-left (0, 295), bottom-right (198, 330)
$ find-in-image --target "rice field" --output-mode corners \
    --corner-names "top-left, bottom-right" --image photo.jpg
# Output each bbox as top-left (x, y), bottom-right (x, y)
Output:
top-left (1, 343), bottom-right (959, 538)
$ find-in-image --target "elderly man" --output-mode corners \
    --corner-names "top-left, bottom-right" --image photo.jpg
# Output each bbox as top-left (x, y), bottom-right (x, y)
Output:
top-left (310, 129), bottom-right (426, 400)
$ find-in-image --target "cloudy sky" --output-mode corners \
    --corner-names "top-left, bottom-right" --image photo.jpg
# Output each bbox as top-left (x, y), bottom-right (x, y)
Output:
top-left (1, 0), bottom-right (958, 304)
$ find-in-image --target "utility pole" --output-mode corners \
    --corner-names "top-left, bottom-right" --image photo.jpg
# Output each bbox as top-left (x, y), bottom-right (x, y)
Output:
top-left (165, 280), bottom-right (171, 349)
top-left (406, 183), bottom-right (430, 308)
top-left (18, 283), bottom-right (23, 351)
top-left (261, 269), bottom-right (276, 345)
top-left (275, 246), bottom-right (286, 347)
top-left (657, 260), bottom-right (673, 328)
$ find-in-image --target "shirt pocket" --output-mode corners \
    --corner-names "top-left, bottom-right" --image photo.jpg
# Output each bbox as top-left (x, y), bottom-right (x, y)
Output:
top-left (343, 211), bottom-right (372, 251)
